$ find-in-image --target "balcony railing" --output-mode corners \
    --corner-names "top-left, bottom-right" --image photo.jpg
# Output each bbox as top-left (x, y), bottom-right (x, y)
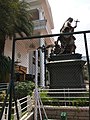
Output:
top-left (33, 19), bottom-right (47, 30)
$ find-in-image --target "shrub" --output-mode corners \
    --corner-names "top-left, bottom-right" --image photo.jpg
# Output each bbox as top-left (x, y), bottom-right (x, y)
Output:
top-left (0, 91), bottom-right (6, 101)
top-left (15, 81), bottom-right (35, 99)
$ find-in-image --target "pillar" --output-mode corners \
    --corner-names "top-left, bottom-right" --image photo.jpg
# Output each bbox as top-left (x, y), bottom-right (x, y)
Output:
top-left (39, 38), bottom-right (45, 87)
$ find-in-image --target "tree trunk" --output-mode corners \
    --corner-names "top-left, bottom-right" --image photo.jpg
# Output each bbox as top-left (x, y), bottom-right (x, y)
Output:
top-left (0, 32), bottom-right (6, 55)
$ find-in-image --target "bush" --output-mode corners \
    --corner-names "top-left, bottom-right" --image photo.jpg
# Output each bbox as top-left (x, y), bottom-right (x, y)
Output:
top-left (0, 91), bottom-right (6, 101)
top-left (15, 81), bottom-right (35, 99)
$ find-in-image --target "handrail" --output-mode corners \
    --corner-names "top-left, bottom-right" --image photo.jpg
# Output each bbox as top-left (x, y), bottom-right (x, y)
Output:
top-left (39, 88), bottom-right (89, 107)
top-left (40, 91), bottom-right (89, 94)
top-left (40, 88), bottom-right (88, 91)
top-left (0, 83), bottom-right (8, 91)
top-left (14, 30), bottom-right (90, 40)
top-left (0, 95), bottom-right (34, 120)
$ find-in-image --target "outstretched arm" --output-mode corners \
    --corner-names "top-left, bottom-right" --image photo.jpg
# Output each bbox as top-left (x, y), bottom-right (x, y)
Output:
top-left (73, 22), bottom-right (77, 28)
top-left (74, 19), bottom-right (80, 28)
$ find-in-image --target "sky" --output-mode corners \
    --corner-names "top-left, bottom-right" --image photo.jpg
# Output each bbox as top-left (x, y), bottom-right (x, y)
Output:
top-left (48, 0), bottom-right (90, 56)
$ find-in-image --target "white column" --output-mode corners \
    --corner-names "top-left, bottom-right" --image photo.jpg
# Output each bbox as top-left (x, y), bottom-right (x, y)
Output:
top-left (34, 50), bottom-right (38, 120)
top-left (38, 7), bottom-right (45, 87)
top-left (40, 51), bottom-right (45, 87)
top-left (39, 38), bottom-right (45, 87)
top-left (28, 51), bottom-right (33, 75)
top-left (38, 8), bottom-right (44, 20)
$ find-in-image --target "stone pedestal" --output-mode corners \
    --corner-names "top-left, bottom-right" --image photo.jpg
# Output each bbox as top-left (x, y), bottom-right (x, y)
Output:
top-left (47, 54), bottom-right (86, 89)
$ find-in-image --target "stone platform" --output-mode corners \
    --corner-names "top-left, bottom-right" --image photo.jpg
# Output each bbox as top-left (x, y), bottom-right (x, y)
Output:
top-left (49, 53), bottom-right (82, 61)
top-left (47, 54), bottom-right (86, 89)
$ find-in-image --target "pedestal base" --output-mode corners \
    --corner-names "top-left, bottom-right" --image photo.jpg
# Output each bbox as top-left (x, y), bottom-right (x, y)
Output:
top-left (47, 56), bottom-right (86, 89)
top-left (49, 53), bottom-right (82, 61)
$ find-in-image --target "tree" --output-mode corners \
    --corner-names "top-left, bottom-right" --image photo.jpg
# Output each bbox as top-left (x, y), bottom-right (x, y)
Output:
top-left (0, 0), bottom-right (33, 55)
top-left (0, 0), bottom-right (33, 82)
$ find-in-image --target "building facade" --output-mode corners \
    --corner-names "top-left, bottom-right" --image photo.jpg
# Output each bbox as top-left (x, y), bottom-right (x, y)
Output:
top-left (4, 0), bottom-right (54, 87)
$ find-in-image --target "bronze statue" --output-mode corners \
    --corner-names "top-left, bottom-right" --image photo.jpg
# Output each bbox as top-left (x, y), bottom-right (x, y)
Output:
top-left (53, 41), bottom-right (61, 54)
top-left (57, 17), bottom-right (80, 54)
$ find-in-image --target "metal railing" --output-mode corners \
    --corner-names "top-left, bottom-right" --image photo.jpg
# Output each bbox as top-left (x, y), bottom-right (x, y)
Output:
top-left (33, 19), bottom-right (47, 30)
top-left (0, 30), bottom-right (90, 120)
top-left (0, 95), bottom-right (34, 120)
top-left (39, 88), bottom-right (89, 107)
top-left (0, 83), bottom-right (9, 91)
top-left (1, 88), bottom-right (88, 120)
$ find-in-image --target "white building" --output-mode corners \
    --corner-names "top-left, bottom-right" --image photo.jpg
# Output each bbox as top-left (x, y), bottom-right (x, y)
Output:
top-left (4, 0), bottom-right (54, 87)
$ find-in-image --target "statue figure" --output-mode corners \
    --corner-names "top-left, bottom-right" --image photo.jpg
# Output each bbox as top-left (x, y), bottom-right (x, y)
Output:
top-left (53, 41), bottom-right (61, 55)
top-left (57, 17), bottom-right (79, 54)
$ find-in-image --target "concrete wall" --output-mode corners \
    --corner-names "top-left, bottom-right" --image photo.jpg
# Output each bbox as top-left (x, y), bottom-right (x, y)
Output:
top-left (41, 106), bottom-right (89, 120)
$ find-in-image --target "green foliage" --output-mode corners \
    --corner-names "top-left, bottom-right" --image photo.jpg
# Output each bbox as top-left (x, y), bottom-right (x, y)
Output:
top-left (0, 0), bottom-right (33, 55)
top-left (40, 91), bottom-right (89, 107)
top-left (0, 0), bottom-right (33, 81)
top-left (40, 91), bottom-right (58, 106)
top-left (0, 0), bottom-right (33, 37)
top-left (0, 55), bottom-right (11, 82)
top-left (0, 91), bottom-right (6, 101)
top-left (15, 81), bottom-right (35, 99)
top-left (68, 98), bottom-right (89, 107)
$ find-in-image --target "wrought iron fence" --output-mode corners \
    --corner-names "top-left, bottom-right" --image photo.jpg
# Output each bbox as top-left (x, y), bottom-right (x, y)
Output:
top-left (0, 30), bottom-right (90, 120)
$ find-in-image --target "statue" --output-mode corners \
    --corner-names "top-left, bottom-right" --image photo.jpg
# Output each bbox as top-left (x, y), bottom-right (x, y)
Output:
top-left (57, 17), bottom-right (80, 54)
top-left (53, 41), bottom-right (61, 54)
